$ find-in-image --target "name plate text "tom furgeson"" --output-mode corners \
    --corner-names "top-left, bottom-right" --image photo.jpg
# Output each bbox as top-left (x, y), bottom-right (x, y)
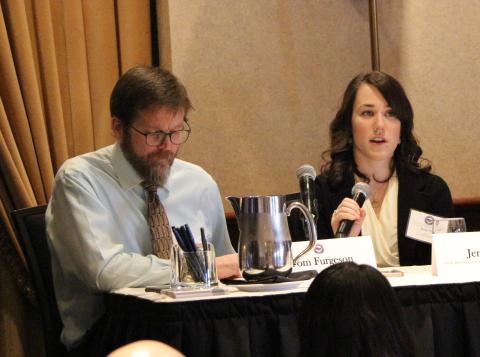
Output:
top-left (291, 236), bottom-right (377, 273)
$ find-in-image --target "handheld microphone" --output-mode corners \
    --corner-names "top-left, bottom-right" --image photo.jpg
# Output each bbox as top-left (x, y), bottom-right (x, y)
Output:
top-left (296, 164), bottom-right (319, 221)
top-left (335, 182), bottom-right (371, 238)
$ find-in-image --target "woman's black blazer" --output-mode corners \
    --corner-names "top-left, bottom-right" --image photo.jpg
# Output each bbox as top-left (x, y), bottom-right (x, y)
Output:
top-left (313, 169), bottom-right (454, 266)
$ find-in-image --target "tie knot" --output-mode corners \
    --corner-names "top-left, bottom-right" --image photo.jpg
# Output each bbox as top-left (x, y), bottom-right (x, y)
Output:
top-left (142, 182), bottom-right (158, 193)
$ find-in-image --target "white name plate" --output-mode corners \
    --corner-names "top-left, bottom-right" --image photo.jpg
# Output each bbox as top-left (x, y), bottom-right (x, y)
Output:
top-left (291, 236), bottom-right (377, 273)
top-left (405, 209), bottom-right (443, 244)
top-left (432, 232), bottom-right (480, 277)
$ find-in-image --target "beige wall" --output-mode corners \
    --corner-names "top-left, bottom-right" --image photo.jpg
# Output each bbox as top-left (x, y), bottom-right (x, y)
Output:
top-left (165, 0), bottom-right (479, 213)
top-left (379, 1), bottom-right (480, 198)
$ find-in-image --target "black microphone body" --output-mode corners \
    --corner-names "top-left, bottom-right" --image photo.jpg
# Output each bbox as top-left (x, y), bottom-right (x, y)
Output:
top-left (335, 183), bottom-right (370, 238)
top-left (296, 165), bottom-right (319, 221)
top-left (299, 175), bottom-right (319, 220)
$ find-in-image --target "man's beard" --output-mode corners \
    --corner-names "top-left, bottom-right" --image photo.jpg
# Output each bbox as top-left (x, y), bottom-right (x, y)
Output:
top-left (120, 133), bottom-right (175, 186)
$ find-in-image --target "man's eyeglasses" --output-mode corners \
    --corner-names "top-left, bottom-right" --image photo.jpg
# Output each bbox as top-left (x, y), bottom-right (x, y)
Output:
top-left (130, 122), bottom-right (191, 146)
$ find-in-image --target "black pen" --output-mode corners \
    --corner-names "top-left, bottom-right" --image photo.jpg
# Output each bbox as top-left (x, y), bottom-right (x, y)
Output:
top-left (184, 224), bottom-right (197, 252)
top-left (179, 225), bottom-right (193, 251)
top-left (173, 226), bottom-right (203, 281)
top-left (184, 224), bottom-right (207, 281)
top-left (145, 285), bottom-right (169, 293)
top-left (180, 224), bottom-right (206, 281)
top-left (185, 224), bottom-right (207, 283)
top-left (200, 227), bottom-right (210, 285)
top-left (172, 226), bottom-right (188, 251)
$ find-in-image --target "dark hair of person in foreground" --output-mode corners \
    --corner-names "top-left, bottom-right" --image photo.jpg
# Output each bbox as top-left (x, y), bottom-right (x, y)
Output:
top-left (299, 262), bottom-right (415, 357)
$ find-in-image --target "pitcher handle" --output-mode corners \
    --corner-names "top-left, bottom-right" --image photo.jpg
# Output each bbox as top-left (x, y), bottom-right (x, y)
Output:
top-left (286, 201), bottom-right (318, 265)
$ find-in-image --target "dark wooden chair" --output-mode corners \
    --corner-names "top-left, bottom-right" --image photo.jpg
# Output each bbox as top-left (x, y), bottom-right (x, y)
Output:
top-left (11, 205), bottom-right (67, 357)
top-left (453, 197), bottom-right (480, 232)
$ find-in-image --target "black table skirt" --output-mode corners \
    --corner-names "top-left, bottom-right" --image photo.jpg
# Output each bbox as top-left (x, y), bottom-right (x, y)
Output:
top-left (90, 282), bottom-right (480, 357)
top-left (395, 282), bottom-right (480, 357)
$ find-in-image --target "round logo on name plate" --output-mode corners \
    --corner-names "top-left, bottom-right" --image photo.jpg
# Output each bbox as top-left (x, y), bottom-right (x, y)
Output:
top-left (314, 243), bottom-right (324, 254)
top-left (424, 215), bottom-right (434, 225)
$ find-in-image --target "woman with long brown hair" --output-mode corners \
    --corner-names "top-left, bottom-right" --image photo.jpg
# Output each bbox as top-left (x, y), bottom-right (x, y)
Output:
top-left (315, 71), bottom-right (453, 266)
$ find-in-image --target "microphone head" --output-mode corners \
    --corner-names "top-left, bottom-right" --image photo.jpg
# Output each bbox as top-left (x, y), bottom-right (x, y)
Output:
top-left (351, 182), bottom-right (371, 198)
top-left (296, 164), bottom-right (317, 180)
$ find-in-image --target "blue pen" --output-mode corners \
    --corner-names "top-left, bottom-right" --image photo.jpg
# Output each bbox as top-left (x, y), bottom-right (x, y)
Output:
top-left (184, 224), bottom-right (197, 252)
top-left (200, 227), bottom-right (208, 252)
top-left (200, 227), bottom-right (210, 286)
top-left (179, 226), bottom-right (194, 252)
top-left (172, 227), bottom-right (188, 251)
top-left (173, 226), bottom-right (203, 282)
top-left (184, 224), bottom-right (208, 281)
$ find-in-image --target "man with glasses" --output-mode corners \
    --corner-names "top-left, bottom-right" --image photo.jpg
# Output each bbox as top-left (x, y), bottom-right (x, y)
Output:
top-left (46, 66), bottom-right (240, 353)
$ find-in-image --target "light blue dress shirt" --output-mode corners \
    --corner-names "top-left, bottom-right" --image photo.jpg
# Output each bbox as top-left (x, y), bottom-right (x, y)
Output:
top-left (46, 143), bottom-right (234, 348)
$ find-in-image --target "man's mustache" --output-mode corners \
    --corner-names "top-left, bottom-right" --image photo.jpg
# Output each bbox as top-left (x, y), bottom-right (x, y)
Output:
top-left (147, 150), bottom-right (174, 163)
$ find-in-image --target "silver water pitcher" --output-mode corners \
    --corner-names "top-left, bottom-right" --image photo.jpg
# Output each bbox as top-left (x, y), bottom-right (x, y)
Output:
top-left (227, 195), bottom-right (317, 280)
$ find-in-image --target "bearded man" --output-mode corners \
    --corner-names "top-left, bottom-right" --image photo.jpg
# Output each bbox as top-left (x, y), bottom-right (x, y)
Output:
top-left (46, 66), bottom-right (239, 354)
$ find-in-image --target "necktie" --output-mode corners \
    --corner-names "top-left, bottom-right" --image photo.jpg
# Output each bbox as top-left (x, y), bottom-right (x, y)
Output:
top-left (143, 183), bottom-right (173, 259)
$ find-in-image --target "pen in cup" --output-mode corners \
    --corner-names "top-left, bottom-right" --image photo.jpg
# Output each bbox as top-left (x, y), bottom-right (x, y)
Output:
top-left (172, 225), bottom-right (208, 283)
top-left (184, 225), bottom-right (196, 250)
top-left (200, 227), bottom-right (210, 286)
top-left (172, 226), bottom-right (203, 282)
top-left (184, 224), bottom-right (207, 279)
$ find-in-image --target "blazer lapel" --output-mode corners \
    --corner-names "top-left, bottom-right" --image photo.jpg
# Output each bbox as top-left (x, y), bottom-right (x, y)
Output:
top-left (397, 170), bottom-right (432, 264)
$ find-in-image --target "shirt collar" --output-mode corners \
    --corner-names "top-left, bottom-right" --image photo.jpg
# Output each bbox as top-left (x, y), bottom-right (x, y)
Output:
top-left (111, 143), bottom-right (173, 193)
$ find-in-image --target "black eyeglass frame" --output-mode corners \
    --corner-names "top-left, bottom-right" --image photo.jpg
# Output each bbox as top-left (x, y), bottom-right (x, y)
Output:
top-left (129, 121), bottom-right (191, 146)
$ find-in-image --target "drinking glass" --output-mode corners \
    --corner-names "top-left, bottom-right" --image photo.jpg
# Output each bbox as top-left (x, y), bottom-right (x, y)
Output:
top-left (432, 217), bottom-right (467, 234)
top-left (170, 243), bottom-right (217, 289)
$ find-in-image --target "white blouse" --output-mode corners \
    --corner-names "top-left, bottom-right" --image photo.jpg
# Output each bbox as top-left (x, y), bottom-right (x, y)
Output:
top-left (361, 175), bottom-right (400, 267)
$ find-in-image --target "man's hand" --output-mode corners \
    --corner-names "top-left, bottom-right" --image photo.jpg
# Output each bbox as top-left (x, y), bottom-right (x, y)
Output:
top-left (215, 253), bottom-right (241, 279)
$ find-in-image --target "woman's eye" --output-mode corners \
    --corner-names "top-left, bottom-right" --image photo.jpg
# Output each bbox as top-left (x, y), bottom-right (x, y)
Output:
top-left (361, 110), bottom-right (374, 117)
top-left (385, 111), bottom-right (397, 118)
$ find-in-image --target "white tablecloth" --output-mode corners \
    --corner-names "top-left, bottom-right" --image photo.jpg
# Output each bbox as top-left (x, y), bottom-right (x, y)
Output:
top-left (112, 265), bottom-right (480, 303)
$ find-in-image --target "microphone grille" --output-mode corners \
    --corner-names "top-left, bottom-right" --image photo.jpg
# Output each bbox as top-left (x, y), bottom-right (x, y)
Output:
top-left (352, 182), bottom-right (371, 198)
top-left (296, 164), bottom-right (317, 179)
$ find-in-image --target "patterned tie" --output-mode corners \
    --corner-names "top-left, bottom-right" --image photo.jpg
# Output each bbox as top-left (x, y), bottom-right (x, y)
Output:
top-left (143, 183), bottom-right (173, 259)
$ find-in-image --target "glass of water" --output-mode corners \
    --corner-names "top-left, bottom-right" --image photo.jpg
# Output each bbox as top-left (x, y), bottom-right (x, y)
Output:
top-left (432, 217), bottom-right (467, 234)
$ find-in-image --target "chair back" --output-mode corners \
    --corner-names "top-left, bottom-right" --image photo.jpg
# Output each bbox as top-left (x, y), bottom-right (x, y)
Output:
top-left (284, 192), bottom-right (308, 242)
top-left (11, 205), bottom-right (67, 357)
top-left (453, 197), bottom-right (480, 232)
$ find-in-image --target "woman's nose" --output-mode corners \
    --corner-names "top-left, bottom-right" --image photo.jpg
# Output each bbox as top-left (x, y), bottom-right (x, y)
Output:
top-left (373, 113), bottom-right (386, 128)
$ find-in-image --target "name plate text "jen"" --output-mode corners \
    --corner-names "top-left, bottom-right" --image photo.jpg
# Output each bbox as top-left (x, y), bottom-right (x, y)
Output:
top-left (291, 236), bottom-right (377, 273)
top-left (432, 232), bottom-right (480, 277)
